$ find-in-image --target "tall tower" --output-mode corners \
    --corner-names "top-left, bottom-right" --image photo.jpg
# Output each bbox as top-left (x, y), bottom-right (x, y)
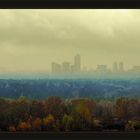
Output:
top-left (62, 62), bottom-right (70, 73)
top-left (113, 62), bottom-right (118, 72)
top-left (74, 54), bottom-right (81, 72)
top-left (119, 62), bottom-right (124, 72)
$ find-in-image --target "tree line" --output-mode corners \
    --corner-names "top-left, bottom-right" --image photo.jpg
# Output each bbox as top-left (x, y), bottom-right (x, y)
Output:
top-left (0, 96), bottom-right (140, 132)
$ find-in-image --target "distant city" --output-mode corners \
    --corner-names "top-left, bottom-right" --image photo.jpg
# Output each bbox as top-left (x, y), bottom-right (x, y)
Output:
top-left (0, 54), bottom-right (140, 77)
top-left (52, 54), bottom-right (81, 74)
top-left (51, 54), bottom-right (140, 74)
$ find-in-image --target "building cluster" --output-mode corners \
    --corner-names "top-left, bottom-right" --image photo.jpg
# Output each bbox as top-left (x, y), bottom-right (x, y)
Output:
top-left (52, 54), bottom-right (81, 74)
top-left (113, 62), bottom-right (124, 72)
top-left (94, 62), bottom-right (124, 73)
top-left (128, 65), bottom-right (140, 73)
top-left (51, 54), bottom-right (140, 74)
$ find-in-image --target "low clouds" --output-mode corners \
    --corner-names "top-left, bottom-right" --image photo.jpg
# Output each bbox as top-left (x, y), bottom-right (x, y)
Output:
top-left (0, 9), bottom-right (140, 71)
top-left (0, 9), bottom-right (139, 49)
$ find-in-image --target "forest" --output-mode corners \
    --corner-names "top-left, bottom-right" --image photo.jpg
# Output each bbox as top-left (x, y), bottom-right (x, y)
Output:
top-left (0, 79), bottom-right (140, 99)
top-left (0, 96), bottom-right (140, 132)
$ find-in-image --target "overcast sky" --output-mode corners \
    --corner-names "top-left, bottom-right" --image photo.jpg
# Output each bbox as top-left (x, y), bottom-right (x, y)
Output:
top-left (0, 9), bottom-right (140, 73)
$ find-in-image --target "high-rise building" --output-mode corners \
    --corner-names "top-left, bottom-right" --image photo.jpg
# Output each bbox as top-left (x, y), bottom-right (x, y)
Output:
top-left (74, 54), bottom-right (81, 72)
top-left (62, 62), bottom-right (70, 73)
top-left (113, 62), bottom-right (118, 72)
top-left (119, 62), bottom-right (124, 72)
top-left (51, 62), bottom-right (61, 73)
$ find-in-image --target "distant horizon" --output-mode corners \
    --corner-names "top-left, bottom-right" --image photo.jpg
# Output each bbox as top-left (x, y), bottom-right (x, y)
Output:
top-left (0, 56), bottom-right (140, 73)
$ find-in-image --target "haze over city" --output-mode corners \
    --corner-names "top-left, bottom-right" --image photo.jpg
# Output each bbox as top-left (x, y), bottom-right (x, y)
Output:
top-left (0, 9), bottom-right (140, 73)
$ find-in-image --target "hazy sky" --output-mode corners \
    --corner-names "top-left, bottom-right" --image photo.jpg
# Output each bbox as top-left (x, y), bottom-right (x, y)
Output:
top-left (0, 9), bottom-right (140, 72)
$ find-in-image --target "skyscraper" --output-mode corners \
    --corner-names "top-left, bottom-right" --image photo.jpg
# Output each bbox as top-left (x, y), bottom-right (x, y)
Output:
top-left (62, 62), bottom-right (70, 73)
top-left (113, 62), bottom-right (118, 72)
top-left (51, 62), bottom-right (61, 73)
top-left (74, 54), bottom-right (81, 72)
top-left (119, 62), bottom-right (124, 72)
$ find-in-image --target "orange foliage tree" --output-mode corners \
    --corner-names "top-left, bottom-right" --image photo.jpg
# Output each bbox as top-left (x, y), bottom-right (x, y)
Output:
top-left (17, 121), bottom-right (31, 131)
top-left (31, 118), bottom-right (42, 131)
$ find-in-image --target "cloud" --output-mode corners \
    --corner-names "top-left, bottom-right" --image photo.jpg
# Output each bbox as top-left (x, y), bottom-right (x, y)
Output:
top-left (0, 9), bottom-right (140, 71)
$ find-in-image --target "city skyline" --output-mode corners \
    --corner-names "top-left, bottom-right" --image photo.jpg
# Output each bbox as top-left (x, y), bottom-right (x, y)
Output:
top-left (51, 54), bottom-right (140, 74)
top-left (0, 53), bottom-right (140, 73)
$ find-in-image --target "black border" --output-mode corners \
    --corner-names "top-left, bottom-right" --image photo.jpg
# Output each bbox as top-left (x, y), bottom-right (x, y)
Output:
top-left (0, 0), bottom-right (140, 139)
top-left (0, 0), bottom-right (140, 9)
top-left (0, 132), bottom-right (140, 140)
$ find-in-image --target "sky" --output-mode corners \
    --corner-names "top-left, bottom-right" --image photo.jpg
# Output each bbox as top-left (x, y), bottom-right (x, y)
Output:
top-left (0, 9), bottom-right (140, 73)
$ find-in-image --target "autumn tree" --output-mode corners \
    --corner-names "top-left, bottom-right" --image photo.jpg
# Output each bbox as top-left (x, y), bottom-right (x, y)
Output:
top-left (42, 114), bottom-right (55, 131)
top-left (8, 125), bottom-right (16, 132)
top-left (70, 99), bottom-right (96, 130)
top-left (71, 99), bottom-right (96, 121)
top-left (31, 118), bottom-right (42, 131)
top-left (99, 100), bottom-right (115, 122)
top-left (16, 96), bottom-right (31, 121)
top-left (127, 99), bottom-right (140, 120)
top-left (45, 96), bottom-right (66, 119)
top-left (125, 120), bottom-right (135, 131)
top-left (30, 100), bottom-right (45, 119)
top-left (1, 96), bottom-right (31, 130)
top-left (17, 121), bottom-right (31, 131)
top-left (115, 97), bottom-right (140, 122)
top-left (0, 98), bottom-right (11, 130)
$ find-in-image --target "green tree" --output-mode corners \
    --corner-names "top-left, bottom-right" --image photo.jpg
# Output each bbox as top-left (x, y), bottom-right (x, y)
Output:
top-left (62, 114), bottom-right (74, 131)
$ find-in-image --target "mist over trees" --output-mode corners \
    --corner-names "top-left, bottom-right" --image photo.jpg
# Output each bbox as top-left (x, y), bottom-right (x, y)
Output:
top-left (0, 79), bottom-right (140, 99)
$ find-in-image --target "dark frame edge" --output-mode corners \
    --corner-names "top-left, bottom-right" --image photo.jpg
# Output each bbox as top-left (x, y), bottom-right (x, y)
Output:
top-left (0, 0), bottom-right (140, 9)
top-left (0, 132), bottom-right (140, 140)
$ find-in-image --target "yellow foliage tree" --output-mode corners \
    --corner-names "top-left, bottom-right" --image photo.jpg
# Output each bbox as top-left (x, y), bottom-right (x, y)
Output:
top-left (43, 114), bottom-right (55, 130)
